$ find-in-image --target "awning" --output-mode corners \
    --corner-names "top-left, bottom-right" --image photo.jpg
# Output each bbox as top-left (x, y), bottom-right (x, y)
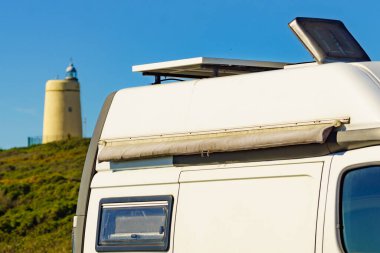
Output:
top-left (98, 121), bottom-right (342, 163)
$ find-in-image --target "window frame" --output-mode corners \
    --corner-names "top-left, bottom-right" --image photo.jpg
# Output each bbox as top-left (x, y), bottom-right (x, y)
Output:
top-left (96, 195), bottom-right (174, 252)
top-left (338, 165), bottom-right (380, 253)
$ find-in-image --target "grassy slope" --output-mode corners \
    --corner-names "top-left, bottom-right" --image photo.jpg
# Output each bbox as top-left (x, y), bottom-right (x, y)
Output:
top-left (0, 138), bottom-right (89, 253)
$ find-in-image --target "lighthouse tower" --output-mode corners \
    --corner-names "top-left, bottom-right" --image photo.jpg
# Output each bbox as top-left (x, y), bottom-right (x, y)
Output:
top-left (42, 63), bottom-right (83, 144)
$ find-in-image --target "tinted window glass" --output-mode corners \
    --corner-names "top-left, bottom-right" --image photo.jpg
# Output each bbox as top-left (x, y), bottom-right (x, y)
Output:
top-left (341, 166), bottom-right (380, 252)
top-left (96, 196), bottom-right (173, 252)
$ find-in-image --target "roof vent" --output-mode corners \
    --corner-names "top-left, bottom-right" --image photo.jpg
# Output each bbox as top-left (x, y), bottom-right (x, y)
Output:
top-left (289, 17), bottom-right (370, 64)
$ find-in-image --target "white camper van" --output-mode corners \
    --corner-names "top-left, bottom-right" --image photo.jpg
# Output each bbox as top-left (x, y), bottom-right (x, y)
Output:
top-left (73, 18), bottom-right (380, 253)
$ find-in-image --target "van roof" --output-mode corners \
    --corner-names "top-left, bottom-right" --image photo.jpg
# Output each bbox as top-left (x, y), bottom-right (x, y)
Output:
top-left (101, 61), bottom-right (380, 143)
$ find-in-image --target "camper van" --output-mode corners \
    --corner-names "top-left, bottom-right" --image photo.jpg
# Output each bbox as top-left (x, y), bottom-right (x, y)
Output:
top-left (73, 18), bottom-right (380, 253)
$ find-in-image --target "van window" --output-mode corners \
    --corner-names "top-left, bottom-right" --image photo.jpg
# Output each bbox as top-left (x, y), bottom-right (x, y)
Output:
top-left (96, 196), bottom-right (173, 252)
top-left (341, 166), bottom-right (380, 253)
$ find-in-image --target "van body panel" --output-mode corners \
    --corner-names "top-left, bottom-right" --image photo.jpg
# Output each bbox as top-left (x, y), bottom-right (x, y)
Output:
top-left (175, 162), bottom-right (323, 253)
top-left (91, 167), bottom-right (180, 188)
top-left (314, 156), bottom-right (333, 253)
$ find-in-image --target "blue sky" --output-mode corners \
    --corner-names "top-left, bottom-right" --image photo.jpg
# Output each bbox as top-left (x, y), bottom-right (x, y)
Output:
top-left (1, 0), bottom-right (379, 149)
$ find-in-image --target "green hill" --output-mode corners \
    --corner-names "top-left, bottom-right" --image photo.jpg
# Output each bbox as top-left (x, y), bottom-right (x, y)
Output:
top-left (0, 138), bottom-right (90, 253)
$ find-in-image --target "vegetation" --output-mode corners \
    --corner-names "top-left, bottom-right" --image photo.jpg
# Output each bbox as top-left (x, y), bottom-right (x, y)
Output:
top-left (0, 138), bottom-right (89, 253)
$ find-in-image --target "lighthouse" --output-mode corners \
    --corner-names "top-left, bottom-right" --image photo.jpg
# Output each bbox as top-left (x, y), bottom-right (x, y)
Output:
top-left (42, 63), bottom-right (83, 143)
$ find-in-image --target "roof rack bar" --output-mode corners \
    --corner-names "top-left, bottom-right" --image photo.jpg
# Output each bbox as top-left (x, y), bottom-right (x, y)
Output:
top-left (153, 75), bottom-right (161, 85)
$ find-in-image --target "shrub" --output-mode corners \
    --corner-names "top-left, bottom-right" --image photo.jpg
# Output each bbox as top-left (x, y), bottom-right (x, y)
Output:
top-left (0, 138), bottom-right (90, 252)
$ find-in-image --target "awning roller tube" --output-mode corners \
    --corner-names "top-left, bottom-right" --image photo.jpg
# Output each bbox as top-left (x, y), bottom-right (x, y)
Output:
top-left (98, 121), bottom-right (342, 163)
